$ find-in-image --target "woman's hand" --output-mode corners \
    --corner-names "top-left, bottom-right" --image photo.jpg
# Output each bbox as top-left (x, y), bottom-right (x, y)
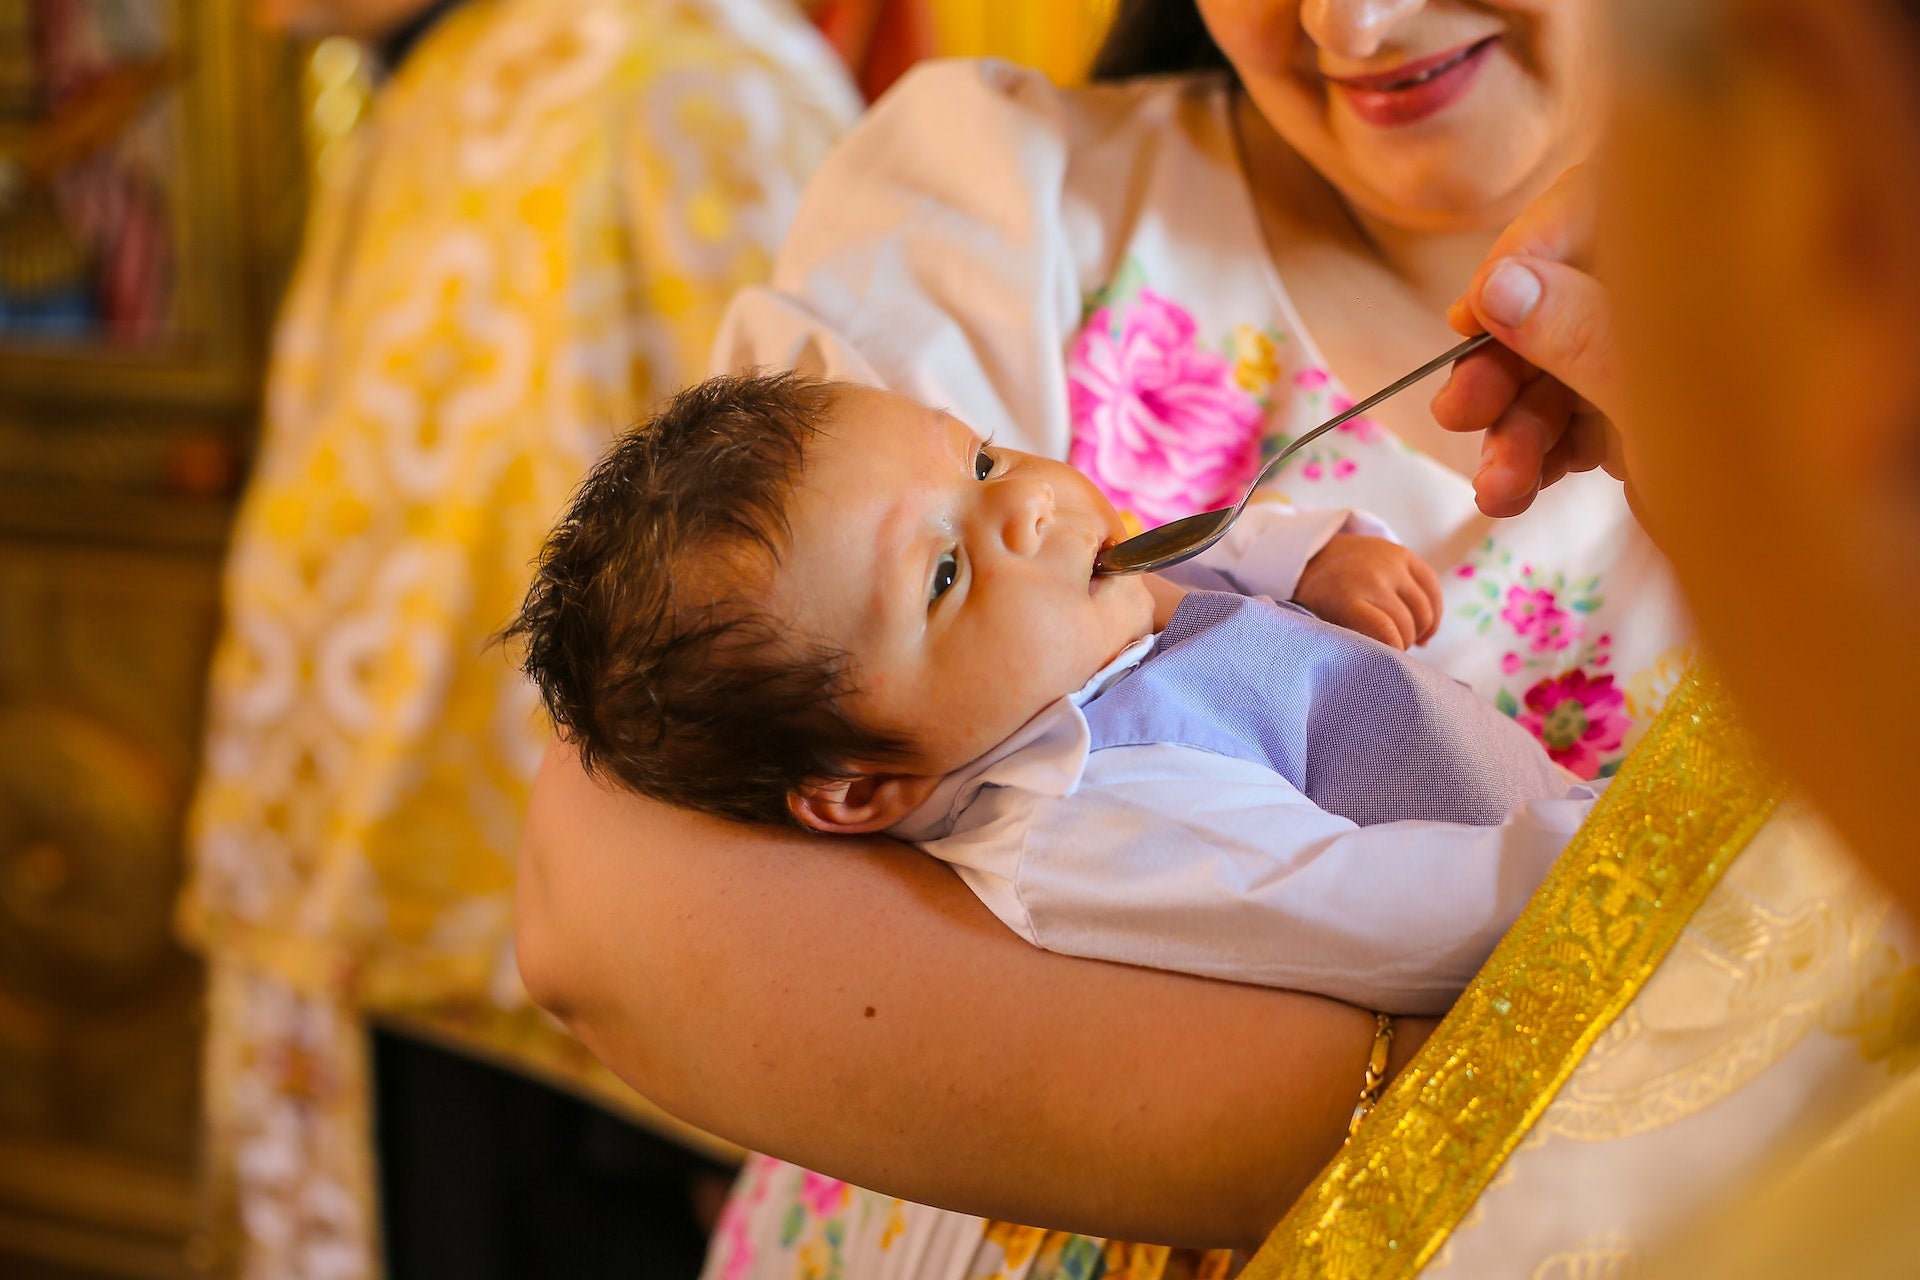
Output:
top-left (1430, 171), bottom-right (1631, 518)
top-left (1294, 535), bottom-right (1443, 650)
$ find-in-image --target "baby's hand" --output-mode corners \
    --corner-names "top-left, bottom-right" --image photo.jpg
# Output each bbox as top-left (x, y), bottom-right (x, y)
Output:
top-left (1294, 535), bottom-right (1443, 650)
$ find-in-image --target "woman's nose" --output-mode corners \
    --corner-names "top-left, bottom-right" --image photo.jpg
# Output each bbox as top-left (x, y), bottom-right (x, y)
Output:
top-left (1300, 0), bottom-right (1430, 61)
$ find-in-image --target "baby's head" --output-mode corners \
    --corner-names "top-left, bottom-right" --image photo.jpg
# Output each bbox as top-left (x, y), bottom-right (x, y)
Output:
top-left (512, 372), bottom-right (1154, 831)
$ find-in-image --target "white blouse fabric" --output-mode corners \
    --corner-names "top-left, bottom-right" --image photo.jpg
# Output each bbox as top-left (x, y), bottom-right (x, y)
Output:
top-left (705, 58), bottom-right (1694, 1280)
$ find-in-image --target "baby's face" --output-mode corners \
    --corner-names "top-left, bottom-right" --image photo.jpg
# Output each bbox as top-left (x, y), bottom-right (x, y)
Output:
top-left (767, 386), bottom-right (1156, 776)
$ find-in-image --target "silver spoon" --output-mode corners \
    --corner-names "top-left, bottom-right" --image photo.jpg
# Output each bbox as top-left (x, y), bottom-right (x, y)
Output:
top-left (1093, 331), bottom-right (1496, 576)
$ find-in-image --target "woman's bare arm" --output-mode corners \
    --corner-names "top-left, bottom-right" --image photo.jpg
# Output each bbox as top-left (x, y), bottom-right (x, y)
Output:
top-left (517, 742), bottom-right (1433, 1251)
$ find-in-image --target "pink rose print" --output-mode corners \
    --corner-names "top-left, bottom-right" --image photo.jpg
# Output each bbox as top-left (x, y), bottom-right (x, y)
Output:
top-left (712, 1154), bottom-right (779, 1280)
top-left (1516, 669), bottom-right (1629, 779)
top-left (1293, 367), bottom-right (1330, 390)
top-left (798, 1170), bottom-right (849, 1217)
top-left (1068, 290), bottom-right (1266, 526)
top-left (1500, 585), bottom-right (1583, 654)
top-left (1318, 393), bottom-right (1385, 445)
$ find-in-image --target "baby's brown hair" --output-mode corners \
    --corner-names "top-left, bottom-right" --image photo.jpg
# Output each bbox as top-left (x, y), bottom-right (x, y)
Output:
top-left (507, 371), bottom-right (904, 826)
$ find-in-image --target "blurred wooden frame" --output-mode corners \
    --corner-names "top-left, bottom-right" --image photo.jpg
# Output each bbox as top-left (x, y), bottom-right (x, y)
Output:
top-left (0, 0), bottom-right (305, 414)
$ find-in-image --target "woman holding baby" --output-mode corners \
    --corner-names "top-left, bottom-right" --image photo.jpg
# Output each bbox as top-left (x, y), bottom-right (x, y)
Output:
top-left (518, 0), bottom-right (1920, 1276)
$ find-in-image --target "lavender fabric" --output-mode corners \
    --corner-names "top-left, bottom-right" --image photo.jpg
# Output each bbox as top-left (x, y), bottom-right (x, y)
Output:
top-left (1082, 591), bottom-right (1571, 826)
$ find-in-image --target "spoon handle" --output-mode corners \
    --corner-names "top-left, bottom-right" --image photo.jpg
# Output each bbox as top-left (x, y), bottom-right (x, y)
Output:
top-left (1243, 331), bottom-right (1495, 503)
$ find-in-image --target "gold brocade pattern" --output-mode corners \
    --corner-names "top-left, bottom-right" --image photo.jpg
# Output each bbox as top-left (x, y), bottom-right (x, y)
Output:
top-left (1527, 1234), bottom-right (1637, 1280)
top-left (1240, 664), bottom-right (1783, 1280)
top-left (1536, 867), bottom-right (1907, 1143)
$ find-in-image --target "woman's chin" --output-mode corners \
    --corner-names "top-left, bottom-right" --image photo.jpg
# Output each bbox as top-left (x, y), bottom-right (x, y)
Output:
top-left (1334, 147), bottom-right (1561, 234)
top-left (1324, 113), bottom-right (1571, 231)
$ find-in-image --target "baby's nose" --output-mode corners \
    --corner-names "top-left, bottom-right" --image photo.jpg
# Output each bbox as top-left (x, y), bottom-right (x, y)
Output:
top-left (1001, 479), bottom-right (1055, 555)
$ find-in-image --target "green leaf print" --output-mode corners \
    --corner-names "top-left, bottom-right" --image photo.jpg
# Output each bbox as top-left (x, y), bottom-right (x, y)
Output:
top-left (1496, 688), bottom-right (1520, 717)
top-left (1082, 256), bottom-right (1149, 324)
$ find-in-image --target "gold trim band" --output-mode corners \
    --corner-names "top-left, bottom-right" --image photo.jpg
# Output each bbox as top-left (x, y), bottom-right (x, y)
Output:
top-left (1242, 664), bottom-right (1782, 1280)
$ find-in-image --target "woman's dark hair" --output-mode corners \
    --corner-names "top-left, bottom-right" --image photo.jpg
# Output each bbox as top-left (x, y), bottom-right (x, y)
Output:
top-left (1090, 0), bottom-right (1233, 82)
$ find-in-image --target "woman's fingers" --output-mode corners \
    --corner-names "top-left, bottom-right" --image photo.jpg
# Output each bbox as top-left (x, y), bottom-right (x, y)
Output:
top-left (1538, 406), bottom-right (1613, 485)
top-left (1476, 373), bottom-right (1579, 517)
top-left (1450, 255), bottom-right (1627, 516)
top-left (1436, 169), bottom-right (1634, 516)
top-left (1430, 341), bottom-right (1535, 435)
top-left (1465, 256), bottom-right (1624, 424)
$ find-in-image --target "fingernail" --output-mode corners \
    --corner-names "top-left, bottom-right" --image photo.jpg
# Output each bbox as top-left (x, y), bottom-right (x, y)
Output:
top-left (1481, 259), bottom-right (1543, 328)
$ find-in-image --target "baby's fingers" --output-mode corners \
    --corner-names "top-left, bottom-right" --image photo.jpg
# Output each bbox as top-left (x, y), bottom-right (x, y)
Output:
top-left (1342, 602), bottom-right (1405, 649)
top-left (1364, 595), bottom-right (1418, 651)
top-left (1476, 374), bottom-right (1576, 518)
top-left (1400, 565), bottom-right (1442, 646)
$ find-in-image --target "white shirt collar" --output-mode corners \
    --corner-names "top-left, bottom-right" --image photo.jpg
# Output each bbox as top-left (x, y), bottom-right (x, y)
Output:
top-left (887, 632), bottom-right (1158, 843)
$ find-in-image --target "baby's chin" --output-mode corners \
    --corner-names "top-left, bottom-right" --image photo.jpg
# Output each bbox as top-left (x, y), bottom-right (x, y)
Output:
top-left (1097, 572), bottom-right (1160, 643)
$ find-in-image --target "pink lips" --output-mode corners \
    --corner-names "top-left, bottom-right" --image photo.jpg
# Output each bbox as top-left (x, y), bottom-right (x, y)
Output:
top-left (1326, 36), bottom-right (1498, 128)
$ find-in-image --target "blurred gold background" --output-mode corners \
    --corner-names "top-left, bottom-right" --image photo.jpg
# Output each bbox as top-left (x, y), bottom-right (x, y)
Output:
top-left (925, 0), bottom-right (1114, 82)
top-left (0, 2), bottom-right (1109, 1276)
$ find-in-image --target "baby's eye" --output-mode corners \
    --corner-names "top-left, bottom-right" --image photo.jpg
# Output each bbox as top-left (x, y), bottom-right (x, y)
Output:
top-left (929, 550), bottom-right (958, 604)
top-left (973, 445), bottom-right (995, 481)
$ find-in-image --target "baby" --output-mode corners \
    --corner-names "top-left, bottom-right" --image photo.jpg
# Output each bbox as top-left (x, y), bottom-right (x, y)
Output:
top-left (511, 373), bottom-right (1597, 1015)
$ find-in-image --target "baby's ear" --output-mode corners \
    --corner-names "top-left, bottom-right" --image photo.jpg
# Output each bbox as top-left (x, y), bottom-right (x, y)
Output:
top-left (789, 772), bottom-right (941, 834)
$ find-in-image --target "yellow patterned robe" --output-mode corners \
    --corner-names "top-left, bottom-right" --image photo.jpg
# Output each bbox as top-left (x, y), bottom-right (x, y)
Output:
top-left (177, 2), bottom-right (857, 1275)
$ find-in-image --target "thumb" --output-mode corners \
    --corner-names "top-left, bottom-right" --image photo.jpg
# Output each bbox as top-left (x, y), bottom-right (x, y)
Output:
top-left (1466, 255), bottom-right (1623, 423)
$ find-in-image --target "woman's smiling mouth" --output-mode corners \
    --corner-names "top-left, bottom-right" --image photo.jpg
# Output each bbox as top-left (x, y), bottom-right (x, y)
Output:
top-left (1325, 37), bottom-right (1499, 128)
